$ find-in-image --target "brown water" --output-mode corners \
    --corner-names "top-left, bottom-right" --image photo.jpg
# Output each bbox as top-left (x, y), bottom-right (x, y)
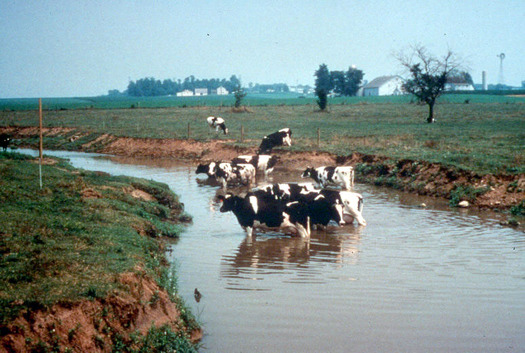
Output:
top-left (26, 150), bottom-right (525, 352)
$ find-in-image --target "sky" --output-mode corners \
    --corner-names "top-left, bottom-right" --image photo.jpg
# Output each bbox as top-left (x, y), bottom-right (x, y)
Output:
top-left (1, 0), bottom-right (524, 98)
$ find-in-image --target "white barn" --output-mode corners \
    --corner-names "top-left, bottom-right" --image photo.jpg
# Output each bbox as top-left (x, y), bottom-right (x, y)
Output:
top-left (176, 89), bottom-right (193, 97)
top-left (362, 76), bottom-right (404, 96)
top-left (216, 86), bottom-right (229, 95)
top-left (195, 88), bottom-right (208, 96)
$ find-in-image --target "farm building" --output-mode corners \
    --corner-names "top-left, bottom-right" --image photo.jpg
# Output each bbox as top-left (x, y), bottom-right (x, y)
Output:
top-left (195, 88), bottom-right (208, 96)
top-left (216, 86), bottom-right (229, 95)
top-left (445, 77), bottom-right (474, 91)
top-left (176, 89), bottom-right (193, 97)
top-left (362, 75), bottom-right (404, 96)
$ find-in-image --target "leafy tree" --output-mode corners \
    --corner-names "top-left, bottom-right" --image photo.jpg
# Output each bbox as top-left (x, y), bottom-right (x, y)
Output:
top-left (328, 67), bottom-right (364, 97)
top-left (344, 67), bottom-right (364, 96)
top-left (397, 44), bottom-right (460, 123)
top-left (315, 64), bottom-right (332, 110)
top-left (448, 70), bottom-right (473, 85)
top-left (330, 71), bottom-right (346, 96)
top-left (233, 85), bottom-right (247, 108)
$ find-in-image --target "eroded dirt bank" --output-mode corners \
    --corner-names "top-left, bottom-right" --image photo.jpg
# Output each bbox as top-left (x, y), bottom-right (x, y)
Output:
top-left (3, 126), bottom-right (523, 211)
top-left (1, 273), bottom-right (201, 352)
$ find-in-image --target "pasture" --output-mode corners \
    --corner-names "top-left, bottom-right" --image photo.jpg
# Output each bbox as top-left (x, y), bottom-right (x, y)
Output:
top-left (1, 93), bottom-right (524, 175)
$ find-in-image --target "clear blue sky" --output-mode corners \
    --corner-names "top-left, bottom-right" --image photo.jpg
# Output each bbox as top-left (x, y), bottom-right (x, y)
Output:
top-left (1, 0), bottom-right (523, 98)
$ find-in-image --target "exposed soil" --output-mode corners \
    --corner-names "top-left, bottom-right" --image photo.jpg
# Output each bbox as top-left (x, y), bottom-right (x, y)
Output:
top-left (1, 272), bottom-right (202, 353)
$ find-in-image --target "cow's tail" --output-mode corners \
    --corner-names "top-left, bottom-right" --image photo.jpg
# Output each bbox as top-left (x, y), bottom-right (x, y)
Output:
top-left (358, 196), bottom-right (364, 213)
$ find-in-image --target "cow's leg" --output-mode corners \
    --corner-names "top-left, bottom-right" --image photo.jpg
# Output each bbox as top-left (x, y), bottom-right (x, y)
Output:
top-left (244, 226), bottom-right (254, 237)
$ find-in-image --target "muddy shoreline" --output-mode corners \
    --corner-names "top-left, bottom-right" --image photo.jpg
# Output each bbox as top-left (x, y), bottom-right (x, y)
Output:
top-left (2, 125), bottom-right (524, 211)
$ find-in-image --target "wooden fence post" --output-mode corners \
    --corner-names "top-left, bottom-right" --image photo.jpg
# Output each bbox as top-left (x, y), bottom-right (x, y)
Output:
top-left (317, 127), bottom-right (321, 148)
top-left (187, 122), bottom-right (191, 139)
top-left (241, 125), bottom-right (244, 143)
top-left (39, 98), bottom-right (43, 189)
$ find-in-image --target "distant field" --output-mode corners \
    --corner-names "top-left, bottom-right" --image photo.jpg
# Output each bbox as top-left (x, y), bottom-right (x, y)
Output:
top-left (1, 94), bottom-right (524, 175)
top-left (1, 91), bottom-right (525, 111)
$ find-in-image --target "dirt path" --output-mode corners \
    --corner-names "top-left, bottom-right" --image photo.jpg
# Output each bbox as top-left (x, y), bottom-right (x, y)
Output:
top-left (3, 126), bottom-right (524, 211)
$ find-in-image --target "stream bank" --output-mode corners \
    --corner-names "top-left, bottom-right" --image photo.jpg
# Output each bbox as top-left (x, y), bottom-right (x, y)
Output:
top-left (2, 126), bottom-right (523, 213)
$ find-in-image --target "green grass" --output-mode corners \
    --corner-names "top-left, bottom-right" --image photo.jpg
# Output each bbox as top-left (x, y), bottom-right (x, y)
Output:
top-left (1, 91), bottom-right (524, 111)
top-left (0, 152), bottom-right (192, 327)
top-left (1, 94), bottom-right (524, 175)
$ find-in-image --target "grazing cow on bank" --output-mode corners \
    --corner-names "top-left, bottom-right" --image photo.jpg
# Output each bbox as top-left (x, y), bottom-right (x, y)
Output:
top-left (207, 116), bottom-right (229, 135)
top-left (218, 192), bottom-right (311, 238)
top-left (232, 155), bottom-right (279, 177)
top-left (215, 163), bottom-right (256, 189)
top-left (0, 133), bottom-right (11, 152)
top-left (301, 166), bottom-right (354, 190)
top-left (258, 128), bottom-right (292, 154)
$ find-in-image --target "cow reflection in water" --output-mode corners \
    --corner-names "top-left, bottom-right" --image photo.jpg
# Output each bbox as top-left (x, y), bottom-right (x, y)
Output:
top-left (221, 227), bottom-right (364, 279)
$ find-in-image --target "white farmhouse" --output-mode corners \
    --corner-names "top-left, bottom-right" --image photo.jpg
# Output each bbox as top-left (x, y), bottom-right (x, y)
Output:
top-left (216, 86), bottom-right (229, 95)
top-left (362, 75), bottom-right (404, 96)
top-left (176, 89), bottom-right (194, 97)
top-left (194, 88), bottom-right (208, 96)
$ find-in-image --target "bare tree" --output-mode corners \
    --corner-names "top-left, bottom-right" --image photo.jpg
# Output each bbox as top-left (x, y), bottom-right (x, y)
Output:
top-left (396, 44), bottom-right (461, 123)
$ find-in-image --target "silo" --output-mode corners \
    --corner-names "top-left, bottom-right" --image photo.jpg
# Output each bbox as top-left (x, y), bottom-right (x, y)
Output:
top-left (482, 71), bottom-right (487, 90)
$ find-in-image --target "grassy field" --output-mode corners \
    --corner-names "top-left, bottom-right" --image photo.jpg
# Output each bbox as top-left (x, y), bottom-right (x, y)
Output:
top-left (1, 94), bottom-right (524, 175)
top-left (1, 91), bottom-right (525, 111)
top-left (0, 152), bottom-right (197, 338)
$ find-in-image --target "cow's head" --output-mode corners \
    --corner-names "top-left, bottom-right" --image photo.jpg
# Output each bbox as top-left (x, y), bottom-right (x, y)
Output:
top-left (217, 193), bottom-right (239, 212)
top-left (301, 167), bottom-right (315, 178)
top-left (195, 163), bottom-right (209, 174)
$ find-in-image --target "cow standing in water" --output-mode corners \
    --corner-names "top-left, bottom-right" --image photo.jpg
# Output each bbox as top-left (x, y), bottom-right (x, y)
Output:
top-left (207, 116), bottom-right (229, 135)
top-left (257, 128), bottom-right (292, 154)
top-left (218, 192), bottom-right (311, 238)
top-left (231, 155), bottom-right (279, 177)
top-left (301, 166), bottom-right (354, 190)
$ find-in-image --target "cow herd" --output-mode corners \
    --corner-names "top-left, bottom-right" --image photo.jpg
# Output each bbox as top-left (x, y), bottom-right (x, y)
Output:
top-left (197, 118), bottom-right (367, 240)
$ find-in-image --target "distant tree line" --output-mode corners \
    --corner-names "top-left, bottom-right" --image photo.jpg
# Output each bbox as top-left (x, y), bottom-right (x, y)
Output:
top-left (125, 75), bottom-right (242, 97)
top-left (314, 63), bottom-right (364, 110)
top-left (247, 83), bottom-right (290, 93)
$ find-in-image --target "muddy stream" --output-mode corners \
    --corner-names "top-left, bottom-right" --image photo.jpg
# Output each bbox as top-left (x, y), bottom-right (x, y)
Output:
top-left (21, 150), bottom-right (525, 352)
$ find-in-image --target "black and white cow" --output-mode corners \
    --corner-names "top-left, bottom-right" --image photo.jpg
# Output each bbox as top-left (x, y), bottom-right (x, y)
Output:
top-left (301, 166), bottom-right (354, 190)
top-left (252, 183), bottom-right (344, 229)
top-left (215, 163), bottom-right (256, 189)
top-left (257, 128), bottom-right (292, 154)
top-left (298, 188), bottom-right (366, 226)
top-left (232, 155), bottom-right (279, 177)
top-left (256, 182), bottom-right (317, 201)
top-left (195, 161), bottom-right (220, 178)
top-left (293, 191), bottom-right (345, 228)
top-left (0, 133), bottom-right (11, 152)
top-left (218, 192), bottom-right (311, 238)
top-left (337, 191), bottom-right (366, 226)
top-left (207, 116), bottom-right (229, 135)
